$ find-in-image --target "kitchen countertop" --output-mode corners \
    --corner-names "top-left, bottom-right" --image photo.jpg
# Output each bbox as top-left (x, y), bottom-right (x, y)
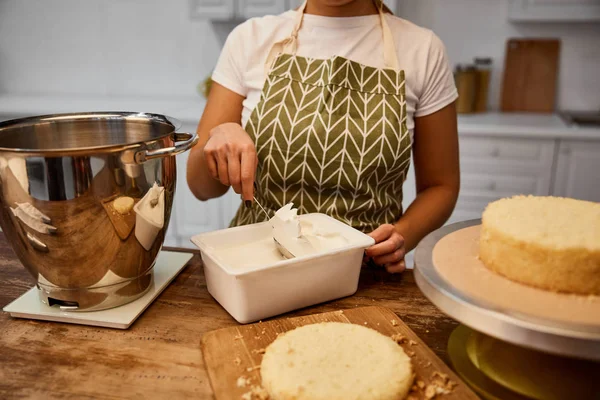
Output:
top-left (458, 112), bottom-right (600, 140)
top-left (0, 94), bottom-right (599, 139)
top-left (0, 235), bottom-right (458, 399)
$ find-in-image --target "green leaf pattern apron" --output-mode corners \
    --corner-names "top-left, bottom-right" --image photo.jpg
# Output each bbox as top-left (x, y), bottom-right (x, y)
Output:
top-left (231, 0), bottom-right (411, 233)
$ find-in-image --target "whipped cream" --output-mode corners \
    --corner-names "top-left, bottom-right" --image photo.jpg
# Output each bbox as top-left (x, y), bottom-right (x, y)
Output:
top-left (270, 203), bottom-right (347, 258)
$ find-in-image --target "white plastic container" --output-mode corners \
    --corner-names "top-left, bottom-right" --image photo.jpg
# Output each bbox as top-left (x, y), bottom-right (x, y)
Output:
top-left (191, 213), bottom-right (375, 324)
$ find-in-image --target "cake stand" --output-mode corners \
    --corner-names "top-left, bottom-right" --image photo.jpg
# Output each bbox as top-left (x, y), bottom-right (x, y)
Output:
top-left (414, 220), bottom-right (600, 399)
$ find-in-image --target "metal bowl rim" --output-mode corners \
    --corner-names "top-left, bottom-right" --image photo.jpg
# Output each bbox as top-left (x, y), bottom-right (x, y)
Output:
top-left (0, 111), bottom-right (182, 155)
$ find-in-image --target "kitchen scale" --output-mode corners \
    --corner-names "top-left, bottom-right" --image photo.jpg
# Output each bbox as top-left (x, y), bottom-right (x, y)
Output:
top-left (414, 220), bottom-right (600, 400)
top-left (3, 251), bottom-right (193, 329)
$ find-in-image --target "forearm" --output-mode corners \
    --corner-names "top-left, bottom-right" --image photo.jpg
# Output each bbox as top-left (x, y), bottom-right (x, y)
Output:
top-left (186, 146), bottom-right (229, 201)
top-left (394, 184), bottom-right (458, 252)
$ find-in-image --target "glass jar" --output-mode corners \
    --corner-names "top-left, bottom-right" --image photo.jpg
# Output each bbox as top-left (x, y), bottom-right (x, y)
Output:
top-left (455, 64), bottom-right (478, 114)
top-left (474, 57), bottom-right (493, 113)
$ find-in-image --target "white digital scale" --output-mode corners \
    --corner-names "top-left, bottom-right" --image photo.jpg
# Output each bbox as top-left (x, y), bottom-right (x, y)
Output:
top-left (3, 251), bottom-right (193, 329)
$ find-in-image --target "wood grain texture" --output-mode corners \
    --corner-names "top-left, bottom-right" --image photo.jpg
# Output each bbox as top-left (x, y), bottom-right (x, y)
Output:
top-left (101, 194), bottom-right (139, 241)
top-left (202, 306), bottom-right (479, 400)
top-left (0, 235), bottom-right (462, 400)
top-left (501, 38), bottom-right (561, 113)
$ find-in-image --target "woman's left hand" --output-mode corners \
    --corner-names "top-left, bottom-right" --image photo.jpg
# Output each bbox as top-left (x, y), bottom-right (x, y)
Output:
top-left (365, 224), bottom-right (406, 273)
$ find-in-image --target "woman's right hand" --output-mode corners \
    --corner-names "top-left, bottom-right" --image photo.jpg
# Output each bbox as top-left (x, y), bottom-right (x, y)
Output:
top-left (203, 122), bottom-right (258, 205)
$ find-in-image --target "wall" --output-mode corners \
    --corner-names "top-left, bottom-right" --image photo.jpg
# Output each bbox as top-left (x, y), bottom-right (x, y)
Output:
top-left (0, 0), bottom-right (234, 98)
top-left (0, 0), bottom-right (598, 111)
top-left (398, 0), bottom-right (600, 112)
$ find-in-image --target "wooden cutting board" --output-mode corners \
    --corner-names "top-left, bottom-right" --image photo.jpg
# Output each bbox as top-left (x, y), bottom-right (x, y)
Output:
top-left (201, 306), bottom-right (479, 400)
top-left (501, 38), bottom-right (561, 113)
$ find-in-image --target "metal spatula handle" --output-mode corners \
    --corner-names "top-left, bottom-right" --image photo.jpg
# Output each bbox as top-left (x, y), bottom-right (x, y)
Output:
top-left (253, 195), bottom-right (295, 259)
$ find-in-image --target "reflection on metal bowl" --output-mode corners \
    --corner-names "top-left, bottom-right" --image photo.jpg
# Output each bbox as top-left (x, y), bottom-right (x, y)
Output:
top-left (0, 112), bottom-right (198, 311)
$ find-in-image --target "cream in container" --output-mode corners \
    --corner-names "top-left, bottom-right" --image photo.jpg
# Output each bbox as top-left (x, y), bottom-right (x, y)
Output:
top-left (191, 208), bottom-right (374, 323)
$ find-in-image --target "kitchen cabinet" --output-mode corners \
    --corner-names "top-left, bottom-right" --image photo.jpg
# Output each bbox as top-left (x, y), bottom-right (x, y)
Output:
top-left (191, 0), bottom-right (398, 20)
top-left (553, 140), bottom-right (600, 202)
top-left (191, 0), bottom-right (297, 20)
top-left (509, 0), bottom-right (600, 22)
top-left (190, 0), bottom-right (236, 20)
top-left (238, 0), bottom-right (288, 18)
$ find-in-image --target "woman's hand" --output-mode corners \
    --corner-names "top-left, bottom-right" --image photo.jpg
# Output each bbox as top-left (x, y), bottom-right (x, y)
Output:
top-left (204, 122), bottom-right (258, 204)
top-left (365, 224), bottom-right (406, 273)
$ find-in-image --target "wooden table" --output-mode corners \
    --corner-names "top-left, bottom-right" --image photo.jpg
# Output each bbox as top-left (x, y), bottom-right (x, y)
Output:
top-left (0, 234), bottom-right (460, 399)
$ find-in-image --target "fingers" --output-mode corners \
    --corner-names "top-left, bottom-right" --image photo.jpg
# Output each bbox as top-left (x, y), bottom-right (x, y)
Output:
top-left (204, 123), bottom-right (257, 192)
top-left (217, 150), bottom-right (229, 186)
top-left (205, 149), bottom-right (219, 180)
top-left (227, 152), bottom-right (242, 194)
top-left (240, 148), bottom-right (257, 201)
top-left (373, 247), bottom-right (405, 266)
top-left (366, 234), bottom-right (404, 258)
top-left (366, 225), bottom-right (407, 274)
top-left (386, 260), bottom-right (406, 274)
top-left (368, 224), bottom-right (395, 244)
top-left (366, 227), bottom-right (404, 258)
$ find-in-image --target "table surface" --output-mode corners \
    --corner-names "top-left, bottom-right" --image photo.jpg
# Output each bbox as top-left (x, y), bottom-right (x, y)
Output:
top-left (0, 234), bottom-right (460, 399)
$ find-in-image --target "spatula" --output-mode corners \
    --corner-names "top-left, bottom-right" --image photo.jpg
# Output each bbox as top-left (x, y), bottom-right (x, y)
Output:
top-left (252, 196), bottom-right (295, 259)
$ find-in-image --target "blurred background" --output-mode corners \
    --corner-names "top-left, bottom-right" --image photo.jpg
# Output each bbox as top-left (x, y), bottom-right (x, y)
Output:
top-left (0, 0), bottom-right (599, 261)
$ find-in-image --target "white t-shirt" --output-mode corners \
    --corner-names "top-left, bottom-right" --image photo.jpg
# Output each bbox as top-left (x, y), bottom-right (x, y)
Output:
top-left (212, 11), bottom-right (458, 141)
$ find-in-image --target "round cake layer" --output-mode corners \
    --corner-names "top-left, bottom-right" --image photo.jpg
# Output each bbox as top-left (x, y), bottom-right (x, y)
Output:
top-left (480, 195), bottom-right (600, 295)
top-left (260, 322), bottom-right (413, 400)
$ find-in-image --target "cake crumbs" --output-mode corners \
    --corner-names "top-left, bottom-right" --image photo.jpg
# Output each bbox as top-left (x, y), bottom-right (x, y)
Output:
top-left (409, 340), bottom-right (418, 346)
top-left (261, 329), bottom-right (266, 335)
top-left (424, 385), bottom-right (437, 399)
top-left (234, 334), bottom-right (244, 340)
top-left (236, 376), bottom-right (251, 388)
top-left (233, 357), bottom-right (242, 365)
top-left (406, 350), bottom-right (416, 357)
top-left (417, 380), bottom-right (426, 389)
top-left (254, 336), bottom-right (261, 340)
top-left (241, 385), bottom-right (269, 400)
top-left (252, 348), bottom-right (266, 355)
top-left (391, 319), bottom-right (399, 326)
top-left (424, 361), bottom-right (432, 367)
top-left (364, 322), bottom-right (368, 325)
top-left (246, 365), bottom-right (261, 372)
top-left (391, 333), bottom-right (407, 344)
top-left (335, 310), bottom-right (344, 315)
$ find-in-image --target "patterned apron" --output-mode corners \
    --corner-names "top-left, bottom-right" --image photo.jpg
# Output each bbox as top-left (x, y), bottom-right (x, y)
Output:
top-left (231, 0), bottom-right (411, 233)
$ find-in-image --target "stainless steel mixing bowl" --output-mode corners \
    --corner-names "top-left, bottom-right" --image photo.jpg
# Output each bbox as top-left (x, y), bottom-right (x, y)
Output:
top-left (0, 112), bottom-right (198, 311)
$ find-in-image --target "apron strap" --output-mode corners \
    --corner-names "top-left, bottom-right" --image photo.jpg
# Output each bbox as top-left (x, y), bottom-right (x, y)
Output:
top-left (264, 0), bottom-right (400, 76)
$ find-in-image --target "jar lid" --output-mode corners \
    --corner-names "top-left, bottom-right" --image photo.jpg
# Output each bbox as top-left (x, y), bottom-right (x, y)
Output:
top-left (474, 57), bottom-right (493, 65)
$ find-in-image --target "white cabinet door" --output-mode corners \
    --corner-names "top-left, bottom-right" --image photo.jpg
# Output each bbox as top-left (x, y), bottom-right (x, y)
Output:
top-left (383, 0), bottom-right (398, 15)
top-left (509, 0), bottom-right (600, 22)
top-left (190, 0), bottom-right (236, 20)
top-left (553, 140), bottom-right (600, 202)
top-left (238, 0), bottom-right (287, 18)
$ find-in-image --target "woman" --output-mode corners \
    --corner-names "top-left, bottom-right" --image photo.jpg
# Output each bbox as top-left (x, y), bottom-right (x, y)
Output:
top-left (187, 0), bottom-right (459, 273)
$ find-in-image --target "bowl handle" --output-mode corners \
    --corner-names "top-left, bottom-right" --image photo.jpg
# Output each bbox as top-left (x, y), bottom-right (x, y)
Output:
top-left (135, 132), bottom-right (199, 163)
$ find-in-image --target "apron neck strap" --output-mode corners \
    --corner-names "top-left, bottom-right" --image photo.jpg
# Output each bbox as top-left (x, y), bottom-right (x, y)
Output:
top-left (264, 0), bottom-right (400, 76)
